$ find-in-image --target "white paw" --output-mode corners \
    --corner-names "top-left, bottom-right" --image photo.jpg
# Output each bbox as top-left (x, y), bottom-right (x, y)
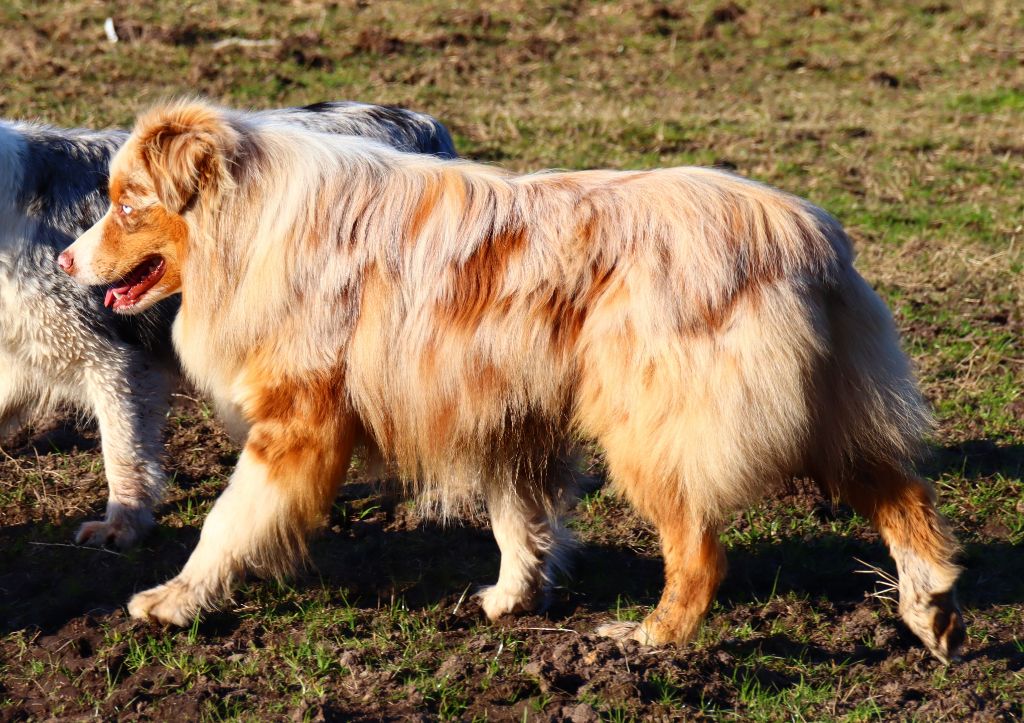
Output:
top-left (595, 620), bottom-right (655, 644)
top-left (900, 590), bottom-right (965, 664)
top-left (75, 503), bottom-right (153, 549)
top-left (476, 584), bottom-right (536, 621)
top-left (75, 518), bottom-right (144, 549)
top-left (128, 580), bottom-right (199, 627)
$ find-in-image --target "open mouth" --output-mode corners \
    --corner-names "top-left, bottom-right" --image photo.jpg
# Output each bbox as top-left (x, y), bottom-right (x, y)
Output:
top-left (104, 256), bottom-right (166, 311)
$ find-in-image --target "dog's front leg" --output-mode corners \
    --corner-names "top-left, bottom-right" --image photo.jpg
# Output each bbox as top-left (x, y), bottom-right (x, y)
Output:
top-left (75, 357), bottom-right (170, 549)
top-left (128, 401), bottom-right (357, 626)
top-left (477, 487), bottom-right (569, 620)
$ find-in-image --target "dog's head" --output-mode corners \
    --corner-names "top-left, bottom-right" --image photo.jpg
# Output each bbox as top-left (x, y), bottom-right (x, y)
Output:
top-left (58, 100), bottom-right (236, 313)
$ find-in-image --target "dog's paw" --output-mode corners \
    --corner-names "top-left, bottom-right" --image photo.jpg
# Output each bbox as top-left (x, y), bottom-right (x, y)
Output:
top-left (75, 503), bottom-right (153, 549)
top-left (901, 589), bottom-right (966, 664)
top-left (476, 585), bottom-right (536, 621)
top-left (76, 519), bottom-right (142, 549)
top-left (595, 620), bottom-right (657, 645)
top-left (128, 580), bottom-right (199, 627)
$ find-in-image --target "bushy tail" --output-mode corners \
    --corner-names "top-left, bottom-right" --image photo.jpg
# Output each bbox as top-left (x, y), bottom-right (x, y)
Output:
top-left (810, 264), bottom-right (965, 663)
top-left (812, 266), bottom-right (933, 481)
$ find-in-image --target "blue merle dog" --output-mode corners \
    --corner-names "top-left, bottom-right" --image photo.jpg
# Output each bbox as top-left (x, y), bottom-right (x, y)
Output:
top-left (0, 102), bottom-right (456, 547)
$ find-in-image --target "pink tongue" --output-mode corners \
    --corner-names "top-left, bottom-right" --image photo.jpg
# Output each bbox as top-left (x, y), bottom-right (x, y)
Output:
top-left (104, 285), bottom-right (132, 308)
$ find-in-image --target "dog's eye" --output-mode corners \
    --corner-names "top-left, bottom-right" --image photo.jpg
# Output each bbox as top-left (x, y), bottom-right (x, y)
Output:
top-left (120, 204), bottom-right (133, 216)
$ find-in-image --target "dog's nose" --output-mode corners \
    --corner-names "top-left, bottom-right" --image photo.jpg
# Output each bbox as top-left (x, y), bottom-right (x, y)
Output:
top-left (57, 250), bottom-right (74, 274)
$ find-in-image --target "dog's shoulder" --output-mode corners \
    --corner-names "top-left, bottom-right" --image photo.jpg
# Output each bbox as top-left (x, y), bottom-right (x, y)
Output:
top-left (9, 122), bottom-right (125, 240)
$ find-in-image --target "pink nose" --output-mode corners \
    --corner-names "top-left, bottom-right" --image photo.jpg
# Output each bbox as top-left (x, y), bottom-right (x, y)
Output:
top-left (57, 250), bottom-right (74, 273)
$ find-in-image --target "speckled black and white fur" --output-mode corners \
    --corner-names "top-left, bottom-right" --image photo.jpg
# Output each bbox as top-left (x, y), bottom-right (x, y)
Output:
top-left (0, 101), bottom-right (456, 547)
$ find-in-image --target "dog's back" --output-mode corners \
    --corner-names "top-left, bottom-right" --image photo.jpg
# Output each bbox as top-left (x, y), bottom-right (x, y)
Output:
top-left (263, 102), bottom-right (457, 158)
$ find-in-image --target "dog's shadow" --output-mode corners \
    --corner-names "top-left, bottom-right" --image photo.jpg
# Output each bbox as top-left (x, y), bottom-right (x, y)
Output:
top-left (3, 498), bottom-right (1022, 642)
top-left (0, 416), bottom-right (99, 458)
top-left (923, 439), bottom-right (1024, 480)
top-left (2, 441), bottom-right (1022, 664)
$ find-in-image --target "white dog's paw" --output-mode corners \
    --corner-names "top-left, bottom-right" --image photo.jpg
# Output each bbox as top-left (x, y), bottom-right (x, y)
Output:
top-left (75, 503), bottom-right (153, 549)
top-left (476, 584), bottom-right (536, 621)
top-left (595, 620), bottom-right (655, 645)
top-left (128, 580), bottom-right (199, 627)
top-left (75, 518), bottom-right (144, 549)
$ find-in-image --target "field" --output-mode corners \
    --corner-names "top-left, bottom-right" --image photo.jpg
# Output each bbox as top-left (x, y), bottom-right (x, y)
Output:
top-left (2, 0), bottom-right (1024, 719)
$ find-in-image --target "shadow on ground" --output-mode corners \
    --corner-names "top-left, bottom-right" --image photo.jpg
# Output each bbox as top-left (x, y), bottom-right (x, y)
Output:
top-left (926, 439), bottom-right (1024, 480)
top-left (3, 485), bottom-right (1022, 638)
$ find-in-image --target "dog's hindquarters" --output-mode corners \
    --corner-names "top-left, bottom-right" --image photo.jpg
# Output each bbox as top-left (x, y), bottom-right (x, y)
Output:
top-left (579, 278), bottom-right (826, 645)
top-left (574, 186), bottom-right (962, 659)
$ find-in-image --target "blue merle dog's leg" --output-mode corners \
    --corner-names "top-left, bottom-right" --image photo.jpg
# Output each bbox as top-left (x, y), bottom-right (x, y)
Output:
top-left (76, 347), bottom-right (170, 548)
top-left (0, 357), bottom-right (32, 441)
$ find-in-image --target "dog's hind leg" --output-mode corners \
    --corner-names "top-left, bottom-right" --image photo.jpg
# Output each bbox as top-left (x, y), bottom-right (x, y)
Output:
top-left (813, 269), bottom-right (964, 661)
top-left (478, 486), bottom-right (569, 620)
top-left (596, 493), bottom-right (726, 646)
top-left (76, 356), bottom-right (170, 549)
top-left (127, 389), bottom-right (357, 626)
top-left (583, 379), bottom-right (731, 645)
top-left (818, 464), bottom-right (964, 662)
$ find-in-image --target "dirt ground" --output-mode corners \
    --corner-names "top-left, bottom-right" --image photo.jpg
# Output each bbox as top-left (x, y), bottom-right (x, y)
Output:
top-left (3, 403), bottom-right (1022, 721)
top-left (2, 1), bottom-right (1023, 721)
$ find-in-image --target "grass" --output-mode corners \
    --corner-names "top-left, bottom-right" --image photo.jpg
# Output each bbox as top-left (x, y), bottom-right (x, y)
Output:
top-left (1, 0), bottom-right (1023, 719)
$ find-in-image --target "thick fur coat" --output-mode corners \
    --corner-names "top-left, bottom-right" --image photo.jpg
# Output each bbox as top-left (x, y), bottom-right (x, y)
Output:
top-left (61, 100), bottom-right (964, 662)
top-left (1, 102), bottom-right (455, 547)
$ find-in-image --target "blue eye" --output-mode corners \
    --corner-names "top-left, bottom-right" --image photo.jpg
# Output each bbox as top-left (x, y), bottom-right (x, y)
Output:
top-left (120, 204), bottom-right (133, 215)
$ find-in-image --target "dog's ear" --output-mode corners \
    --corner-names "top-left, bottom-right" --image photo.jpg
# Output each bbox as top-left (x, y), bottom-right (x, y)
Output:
top-left (135, 102), bottom-right (236, 213)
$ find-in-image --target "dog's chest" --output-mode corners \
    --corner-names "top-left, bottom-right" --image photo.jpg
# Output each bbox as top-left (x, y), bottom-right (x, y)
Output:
top-left (0, 243), bottom-right (89, 374)
top-left (0, 268), bottom-right (53, 366)
top-left (172, 312), bottom-right (239, 397)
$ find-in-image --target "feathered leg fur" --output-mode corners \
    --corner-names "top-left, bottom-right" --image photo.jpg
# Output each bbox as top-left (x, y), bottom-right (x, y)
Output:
top-left (128, 378), bottom-right (356, 625)
top-left (478, 483), bottom-right (571, 620)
